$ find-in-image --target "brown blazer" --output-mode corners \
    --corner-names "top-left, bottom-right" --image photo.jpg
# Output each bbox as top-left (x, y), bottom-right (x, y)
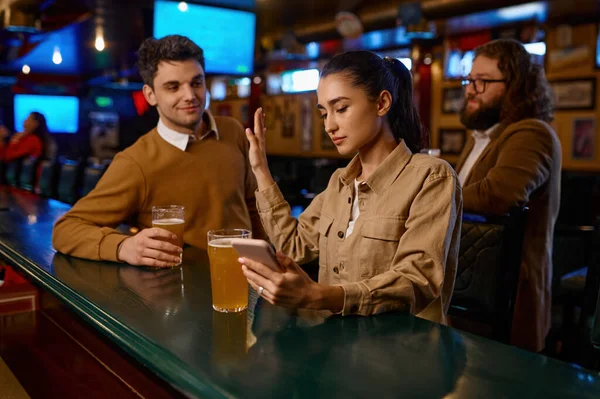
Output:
top-left (455, 118), bottom-right (562, 352)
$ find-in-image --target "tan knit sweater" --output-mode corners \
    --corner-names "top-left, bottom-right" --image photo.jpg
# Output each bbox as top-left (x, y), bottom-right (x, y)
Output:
top-left (52, 116), bottom-right (265, 262)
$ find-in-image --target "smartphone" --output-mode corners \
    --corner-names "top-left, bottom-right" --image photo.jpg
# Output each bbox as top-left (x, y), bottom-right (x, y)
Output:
top-left (230, 238), bottom-right (284, 272)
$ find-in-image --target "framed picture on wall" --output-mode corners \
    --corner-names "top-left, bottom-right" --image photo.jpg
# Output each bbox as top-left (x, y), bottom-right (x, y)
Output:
top-left (441, 87), bottom-right (465, 114)
top-left (571, 117), bottom-right (596, 160)
top-left (550, 78), bottom-right (596, 110)
top-left (439, 128), bottom-right (467, 155)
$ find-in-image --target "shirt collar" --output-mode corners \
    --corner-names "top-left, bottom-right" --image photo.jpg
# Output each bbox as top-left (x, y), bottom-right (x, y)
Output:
top-left (339, 140), bottom-right (413, 195)
top-left (471, 123), bottom-right (499, 140)
top-left (192, 109), bottom-right (219, 141)
top-left (157, 110), bottom-right (219, 151)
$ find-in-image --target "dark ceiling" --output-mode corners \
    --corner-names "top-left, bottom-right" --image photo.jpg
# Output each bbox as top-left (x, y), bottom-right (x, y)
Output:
top-left (0, 0), bottom-right (599, 78)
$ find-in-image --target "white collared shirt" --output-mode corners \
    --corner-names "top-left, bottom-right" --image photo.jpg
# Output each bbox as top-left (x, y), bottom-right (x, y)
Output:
top-left (156, 110), bottom-right (219, 151)
top-left (457, 123), bottom-right (498, 186)
top-left (345, 179), bottom-right (362, 237)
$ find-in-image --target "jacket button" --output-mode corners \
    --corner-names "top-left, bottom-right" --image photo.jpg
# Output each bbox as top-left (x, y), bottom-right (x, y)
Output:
top-left (337, 231), bottom-right (344, 239)
top-left (333, 266), bottom-right (339, 274)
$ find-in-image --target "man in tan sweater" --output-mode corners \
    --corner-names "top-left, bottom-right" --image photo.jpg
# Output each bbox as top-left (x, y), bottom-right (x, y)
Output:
top-left (455, 39), bottom-right (561, 352)
top-left (52, 35), bottom-right (265, 266)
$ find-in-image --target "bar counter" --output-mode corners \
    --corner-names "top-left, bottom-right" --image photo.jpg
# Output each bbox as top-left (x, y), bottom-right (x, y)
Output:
top-left (0, 185), bottom-right (599, 398)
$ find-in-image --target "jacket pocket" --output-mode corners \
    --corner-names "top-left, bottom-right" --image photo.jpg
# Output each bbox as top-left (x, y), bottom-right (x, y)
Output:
top-left (359, 217), bottom-right (406, 278)
top-left (318, 214), bottom-right (334, 270)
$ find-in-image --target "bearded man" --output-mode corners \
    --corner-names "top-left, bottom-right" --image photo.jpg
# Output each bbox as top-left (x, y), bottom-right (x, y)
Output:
top-left (455, 39), bottom-right (562, 353)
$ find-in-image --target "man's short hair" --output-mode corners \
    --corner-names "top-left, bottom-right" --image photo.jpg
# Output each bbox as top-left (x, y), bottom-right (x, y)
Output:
top-left (137, 35), bottom-right (205, 87)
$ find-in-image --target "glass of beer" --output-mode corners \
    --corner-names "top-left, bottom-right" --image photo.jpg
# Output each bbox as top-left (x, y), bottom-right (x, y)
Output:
top-left (152, 205), bottom-right (185, 265)
top-left (207, 229), bottom-right (251, 312)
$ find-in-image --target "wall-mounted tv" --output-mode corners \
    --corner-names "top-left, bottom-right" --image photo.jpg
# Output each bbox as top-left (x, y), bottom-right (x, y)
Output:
top-left (14, 94), bottom-right (80, 134)
top-left (3, 23), bottom-right (81, 75)
top-left (153, 0), bottom-right (256, 75)
top-left (444, 50), bottom-right (475, 80)
top-left (445, 41), bottom-right (546, 79)
top-left (281, 69), bottom-right (320, 94)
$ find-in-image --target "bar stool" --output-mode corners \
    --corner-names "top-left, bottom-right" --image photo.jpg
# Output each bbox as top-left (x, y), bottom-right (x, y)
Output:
top-left (18, 157), bottom-right (40, 192)
top-left (449, 207), bottom-right (529, 344)
top-left (4, 160), bottom-right (22, 187)
top-left (80, 161), bottom-right (108, 197)
top-left (56, 158), bottom-right (83, 204)
top-left (552, 218), bottom-right (600, 367)
top-left (37, 159), bottom-right (59, 197)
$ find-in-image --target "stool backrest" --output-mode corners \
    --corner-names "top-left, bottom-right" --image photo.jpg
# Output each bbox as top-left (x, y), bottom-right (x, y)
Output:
top-left (450, 207), bottom-right (529, 343)
top-left (56, 158), bottom-right (83, 204)
top-left (4, 159), bottom-right (21, 187)
top-left (80, 163), bottom-right (108, 197)
top-left (38, 159), bottom-right (59, 197)
top-left (18, 157), bottom-right (40, 191)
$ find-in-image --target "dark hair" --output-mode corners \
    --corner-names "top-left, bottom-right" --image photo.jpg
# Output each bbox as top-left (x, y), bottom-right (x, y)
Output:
top-left (29, 111), bottom-right (48, 136)
top-left (320, 50), bottom-right (427, 153)
top-left (29, 111), bottom-right (56, 160)
top-left (473, 38), bottom-right (554, 124)
top-left (136, 34), bottom-right (205, 87)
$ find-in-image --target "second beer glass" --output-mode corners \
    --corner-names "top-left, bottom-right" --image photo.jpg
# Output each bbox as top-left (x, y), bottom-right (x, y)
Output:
top-left (207, 229), bottom-right (251, 312)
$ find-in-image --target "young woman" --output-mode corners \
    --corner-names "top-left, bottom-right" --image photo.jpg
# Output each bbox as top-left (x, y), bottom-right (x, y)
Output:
top-left (240, 51), bottom-right (462, 324)
top-left (1, 112), bottom-right (56, 162)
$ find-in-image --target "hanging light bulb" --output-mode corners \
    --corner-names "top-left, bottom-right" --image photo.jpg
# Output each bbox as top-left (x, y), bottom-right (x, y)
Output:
top-left (95, 25), bottom-right (105, 51)
top-left (52, 46), bottom-right (62, 65)
top-left (178, 2), bottom-right (188, 12)
top-left (95, 35), bottom-right (105, 51)
top-left (22, 64), bottom-right (30, 74)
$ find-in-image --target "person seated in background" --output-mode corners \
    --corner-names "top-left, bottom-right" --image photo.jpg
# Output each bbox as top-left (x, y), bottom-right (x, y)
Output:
top-left (455, 39), bottom-right (561, 352)
top-left (52, 34), bottom-right (265, 267)
top-left (0, 124), bottom-right (10, 160)
top-left (0, 112), bottom-right (55, 162)
top-left (240, 50), bottom-right (462, 324)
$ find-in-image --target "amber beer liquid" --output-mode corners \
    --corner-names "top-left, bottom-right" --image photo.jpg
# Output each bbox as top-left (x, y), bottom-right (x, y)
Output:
top-left (152, 218), bottom-right (184, 264)
top-left (208, 238), bottom-right (249, 312)
top-left (212, 310), bottom-right (248, 368)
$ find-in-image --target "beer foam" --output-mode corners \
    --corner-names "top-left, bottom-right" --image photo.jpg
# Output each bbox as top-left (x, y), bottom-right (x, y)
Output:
top-left (153, 218), bottom-right (184, 225)
top-left (208, 238), bottom-right (235, 248)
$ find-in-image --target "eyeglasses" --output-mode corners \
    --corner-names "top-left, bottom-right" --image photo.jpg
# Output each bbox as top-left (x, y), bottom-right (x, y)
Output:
top-left (461, 78), bottom-right (506, 94)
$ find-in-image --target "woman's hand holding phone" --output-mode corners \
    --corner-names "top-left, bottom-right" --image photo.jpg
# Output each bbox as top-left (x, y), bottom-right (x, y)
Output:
top-left (231, 238), bottom-right (283, 272)
top-left (234, 239), bottom-right (344, 313)
top-left (234, 240), bottom-right (316, 307)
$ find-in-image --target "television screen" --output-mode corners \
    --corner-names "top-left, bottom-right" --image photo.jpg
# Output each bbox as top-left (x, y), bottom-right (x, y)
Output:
top-left (281, 69), bottom-right (320, 94)
top-left (153, 0), bottom-right (256, 75)
top-left (3, 23), bottom-right (81, 75)
top-left (14, 94), bottom-right (79, 134)
top-left (445, 42), bottom-right (546, 79)
top-left (444, 50), bottom-right (474, 79)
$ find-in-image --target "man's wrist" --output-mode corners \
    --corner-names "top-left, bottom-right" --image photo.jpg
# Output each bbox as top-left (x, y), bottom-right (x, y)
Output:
top-left (116, 238), bottom-right (128, 262)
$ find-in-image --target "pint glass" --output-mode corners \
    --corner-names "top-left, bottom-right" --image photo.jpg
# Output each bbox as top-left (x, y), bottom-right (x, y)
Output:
top-left (207, 229), bottom-right (251, 312)
top-left (152, 205), bottom-right (185, 265)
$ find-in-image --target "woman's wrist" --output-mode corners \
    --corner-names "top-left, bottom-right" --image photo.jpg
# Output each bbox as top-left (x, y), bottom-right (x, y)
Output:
top-left (253, 167), bottom-right (276, 190)
top-left (305, 283), bottom-right (344, 313)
